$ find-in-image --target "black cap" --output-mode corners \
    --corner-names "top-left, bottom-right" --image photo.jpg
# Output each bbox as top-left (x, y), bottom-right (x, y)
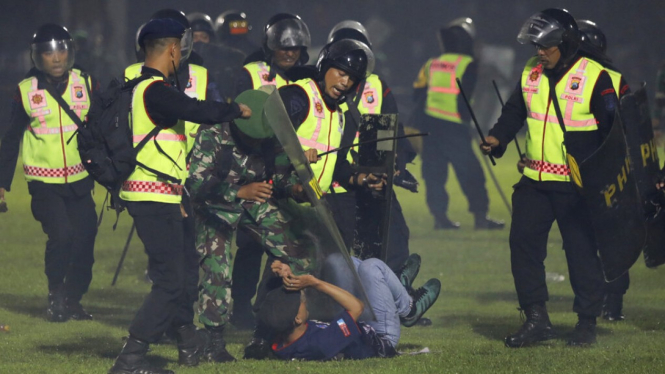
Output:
top-left (138, 18), bottom-right (185, 48)
top-left (151, 9), bottom-right (190, 28)
top-left (257, 287), bottom-right (302, 335)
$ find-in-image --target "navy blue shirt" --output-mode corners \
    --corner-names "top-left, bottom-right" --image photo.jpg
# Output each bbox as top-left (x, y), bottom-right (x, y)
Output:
top-left (272, 311), bottom-right (377, 361)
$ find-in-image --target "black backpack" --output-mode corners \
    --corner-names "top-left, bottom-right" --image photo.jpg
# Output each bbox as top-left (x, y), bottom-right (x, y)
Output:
top-left (77, 76), bottom-right (180, 216)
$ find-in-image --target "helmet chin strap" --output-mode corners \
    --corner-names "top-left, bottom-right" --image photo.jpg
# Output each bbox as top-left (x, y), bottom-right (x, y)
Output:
top-left (171, 59), bottom-right (181, 91)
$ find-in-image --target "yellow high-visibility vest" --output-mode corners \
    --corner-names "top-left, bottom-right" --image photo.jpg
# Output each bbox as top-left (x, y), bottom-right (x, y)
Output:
top-left (521, 56), bottom-right (604, 182)
top-left (423, 53), bottom-right (473, 123)
top-left (243, 61), bottom-right (290, 89)
top-left (18, 68), bottom-right (91, 184)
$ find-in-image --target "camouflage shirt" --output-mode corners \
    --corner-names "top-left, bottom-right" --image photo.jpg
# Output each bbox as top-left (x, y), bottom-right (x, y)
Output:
top-left (187, 122), bottom-right (299, 227)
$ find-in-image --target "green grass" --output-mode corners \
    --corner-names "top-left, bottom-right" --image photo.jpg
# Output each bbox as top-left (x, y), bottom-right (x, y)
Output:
top-left (2, 140), bottom-right (665, 374)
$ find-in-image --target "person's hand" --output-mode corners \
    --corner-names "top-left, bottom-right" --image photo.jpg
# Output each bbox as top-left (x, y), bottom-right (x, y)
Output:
top-left (517, 155), bottom-right (526, 174)
top-left (0, 188), bottom-right (6, 213)
top-left (291, 183), bottom-right (307, 202)
top-left (238, 103), bottom-right (252, 119)
top-left (179, 203), bottom-right (188, 218)
top-left (237, 181), bottom-right (272, 203)
top-left (480, 135), bottom-right (500, 155)
top-left (271, 260), bottom-right (294, 278)
top-left (366, 173), bottom-right (387, 191)
top-left (304, 149), bottom-right (320, 164)
top-left (283, 274), bottom-right (319, 291)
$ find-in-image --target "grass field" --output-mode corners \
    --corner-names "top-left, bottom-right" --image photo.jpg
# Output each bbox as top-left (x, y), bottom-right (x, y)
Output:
top-left (2, 142), bottom-right (665, 374)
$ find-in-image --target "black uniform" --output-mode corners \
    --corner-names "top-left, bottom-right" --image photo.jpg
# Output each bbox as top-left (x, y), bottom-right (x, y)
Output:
top-left (0, 69), bottom-right (100, 307)
top-left (127, 66), bottom-right (241, 342)
top-left (489, 56), bottom-right (618, 318)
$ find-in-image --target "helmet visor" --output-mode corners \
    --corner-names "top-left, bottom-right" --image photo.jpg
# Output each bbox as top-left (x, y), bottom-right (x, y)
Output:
top-left (31, 39), bottom-right (75, 76)
top-left (180, 28), bottom-right (193, 63)
top-left (517, 13), bottom-right (564, 48)
top-left (327, 39), bottom-right (375, 79)
top-left (266, 18), bottom-right (311, 50)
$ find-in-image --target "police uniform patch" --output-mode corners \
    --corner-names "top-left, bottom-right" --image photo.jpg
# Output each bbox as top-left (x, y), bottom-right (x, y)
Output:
top-left (32, 94), bottom-right (43, 105)
top-left (71, 84), bottom-right (87, 102)
top-left (365, 92), bottom-right (374, 104)
top-left (262, 73), bottom-right (273, 82)
top-left (315, 101), bottom-right (323, 114)
top-left (28, 90), bottom-right (48, 109)
top-left (571, 77), bottom-right (581, 90)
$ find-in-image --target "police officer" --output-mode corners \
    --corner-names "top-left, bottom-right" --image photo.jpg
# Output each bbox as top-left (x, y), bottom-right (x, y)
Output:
top-left (187, 12), bottom-right (246, 104)
top-left (244, 38), bottom-right (380, 359)
top-left (0, 24), bottom-right (98, 323)
top-left (481, 8), bottom-right (619, 347)
top-left (230, 12), bottom-right (312, 330)
top-left (108, 18), bottom-right (250, 374)
top-left (413, 18), bottom-right (504, 230)
top-left (215, 10), bottom-right (259, 56)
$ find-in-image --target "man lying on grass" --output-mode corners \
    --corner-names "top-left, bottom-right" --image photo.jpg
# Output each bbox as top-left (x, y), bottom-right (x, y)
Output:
top-left (258, 256), bottom-right (441, 360)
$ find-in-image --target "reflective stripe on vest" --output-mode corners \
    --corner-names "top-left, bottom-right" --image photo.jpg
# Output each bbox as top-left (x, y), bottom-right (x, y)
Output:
top-left (244, 61), bottom-right (290, 89)
top-left (18, 68), bottom-right (90, 184)
top-left (291, 79), bottom-right (343, 192)
top-left (120, 77), bottom-right (187, 203)
top-left (521, 56), bottom-right (604, 182)
top-left (425, 54), bottom-right (473, 123)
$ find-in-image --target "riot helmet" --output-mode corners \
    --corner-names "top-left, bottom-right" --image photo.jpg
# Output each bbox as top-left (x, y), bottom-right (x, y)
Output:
top-left (327, 20), bottom-right (372, 49)
top-left (150, 9), bottom-right (193, 63)
top-left (215, 10), bottom-right (251, 40)
top-left (316, 39), bottom-right (374, 81)
top-left (517, 8), bottom-right (580, 65)
top-left (263, 13), bottom-right (311, 64)
top-left (31, 24), bottom-right (75, 77)
top-left (187, 12), bottom-right (215, 43)
top-left (439, 17), bottom-right (475, 55)
top-left (134, 23), bottom-right (146, 62)
top-left (577, 19), bottom-right (607, 53)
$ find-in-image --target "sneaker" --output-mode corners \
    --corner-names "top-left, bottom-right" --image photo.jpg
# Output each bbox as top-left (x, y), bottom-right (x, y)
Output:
top-left (474, 215), bottom-right (505, 230)
top-left (400, 279), bottom-right (441, 327)
top-left (504, 304), bottom-right (557, 348)
top-left (395, 254), bottom-right (421, 289)
top-left (602, 294), bottom-right (625, 321)
top-left (567, 319), bottom-right (597, 346)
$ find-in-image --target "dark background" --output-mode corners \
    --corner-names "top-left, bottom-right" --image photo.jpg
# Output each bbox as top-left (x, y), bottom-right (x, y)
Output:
top-left (1, 0), bottom-right (663, 134)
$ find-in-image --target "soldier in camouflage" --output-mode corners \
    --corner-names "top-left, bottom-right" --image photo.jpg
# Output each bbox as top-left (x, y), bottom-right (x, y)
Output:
top-left (187, 106), bottom-right (311, 362)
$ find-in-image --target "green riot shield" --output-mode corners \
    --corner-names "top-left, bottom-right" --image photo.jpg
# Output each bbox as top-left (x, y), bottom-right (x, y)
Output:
top-left (353, 114), bottom-right (398, 263)
top-left (261, 89), bottom-right (376, 321)
top-left (620, 84), bottom-right (665, 268)
top-left (572, 112), bottom-right (646, 281)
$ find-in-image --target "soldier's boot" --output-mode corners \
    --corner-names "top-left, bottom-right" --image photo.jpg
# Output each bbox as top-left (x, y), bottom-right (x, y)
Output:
top-left (175, 324), bottom-right (205, 367)
top-left (66, 298), bottom-right (93, 321)
top-left (395, 253), bottom-right (421, 290)
top-left (243, 323), bottom-right (272, 360)
top-left (602, 293), bottom-right (625, 321)
top-left (203, 326), bottom-right (236, 363)
top-left (108, 336), bottom-right (174, 374)
top-left (474, 213), bottom-right (505, 230)
top-left (47, 284), bottom-right (69, 323)
top-left (504, 303), bottom-right (557, 348)
top-left (567, 315), bottom-right (597, 346)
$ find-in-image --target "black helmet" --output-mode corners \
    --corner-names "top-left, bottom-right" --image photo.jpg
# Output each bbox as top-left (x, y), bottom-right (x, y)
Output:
top-left (439, 17), bottom-right (475, 55)
top-left (327, 20), bottom-right (372, 49)
top-left (187, 12), bottom-right (215, 41)
top-left (31, 24), bottom-right (75, 74)
top-left (316, 39), bottom-right (374, 81)
top-left (517, 8), bottom-right (580, 65)
top-left (151, 9), bottom-right (193, 63)
top-left (263, 13), bottom-right (310, 64)
top-left (577, 19), bottom-right (607, 54)
top-left (215, 10), bottom-right (251, 40)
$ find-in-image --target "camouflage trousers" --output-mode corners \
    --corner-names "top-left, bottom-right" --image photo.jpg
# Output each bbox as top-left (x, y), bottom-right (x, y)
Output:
top-left (196, 201), bottom-right (311, 327)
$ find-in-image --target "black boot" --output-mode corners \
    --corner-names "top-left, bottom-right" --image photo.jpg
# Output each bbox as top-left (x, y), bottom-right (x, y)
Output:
top-left (175, 324), bottom-right (204, 367)
top-left (47, 284), bottom-right (69, 323)
top-left (474, 213), bottom-right (505, 230)
top-left (434, 216), bottom-right (460, 230)
top-left (108, 336), bottom-right (174, 374)
top-left (243, 322), bottom-right (273, 360)
top-left (66, 298), bottom-right (93, 321)
top-left (602, 293), bottom-right (625, 321)
top-left (203, 326), bottom-right (236, 363)
top-left (504, 304), bottom-right (556, 348)
top-left (567, 316), bottom-right (597, 346)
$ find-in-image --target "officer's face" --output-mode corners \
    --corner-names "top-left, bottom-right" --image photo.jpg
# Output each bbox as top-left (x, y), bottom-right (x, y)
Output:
top-left (324, 67), bottom-right (356, 100)
top-left (536, 45), bottom-right (561, 69)
top-left (273, 47), bottom-right (301, 71)
top-left (40, 49), bottom-right (69, 79)
top-left (193, 31), bottom-right (210, 44)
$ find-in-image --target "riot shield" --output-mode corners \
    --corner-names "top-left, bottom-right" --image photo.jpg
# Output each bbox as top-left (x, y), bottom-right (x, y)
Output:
top-left (353, 114), bottom-right (398, 263)
top-left (620, 84), bottom-right (665, 267)
top-left (573, 112), bottom-right (646, 281)
top-left (262, 89), bottom-right (376, 321)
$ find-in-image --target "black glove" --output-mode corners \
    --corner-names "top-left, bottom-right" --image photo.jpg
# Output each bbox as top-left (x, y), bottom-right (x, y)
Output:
top-left (394, 169), bottom-right (419, 193)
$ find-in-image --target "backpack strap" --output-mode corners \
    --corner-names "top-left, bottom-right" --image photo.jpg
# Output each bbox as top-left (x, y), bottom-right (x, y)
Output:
top-left (41, 75), bottom-right (85, 128)
top-left (132, 126), bottom-right (182, 184)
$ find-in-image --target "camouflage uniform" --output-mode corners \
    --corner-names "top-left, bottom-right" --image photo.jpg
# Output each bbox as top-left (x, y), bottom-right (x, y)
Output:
top-left (187, 122), bottom-right (312, 327)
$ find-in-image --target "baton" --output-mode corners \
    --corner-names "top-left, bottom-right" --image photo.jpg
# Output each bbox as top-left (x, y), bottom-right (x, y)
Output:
top-left (111, 223), bottom-right (135, 286)
top-left (492, 80), bottom-right (524, 158)
top-left (317, 133), bottom-right (428, 157)
top-left (456, 78), bottom-right (496, 166)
